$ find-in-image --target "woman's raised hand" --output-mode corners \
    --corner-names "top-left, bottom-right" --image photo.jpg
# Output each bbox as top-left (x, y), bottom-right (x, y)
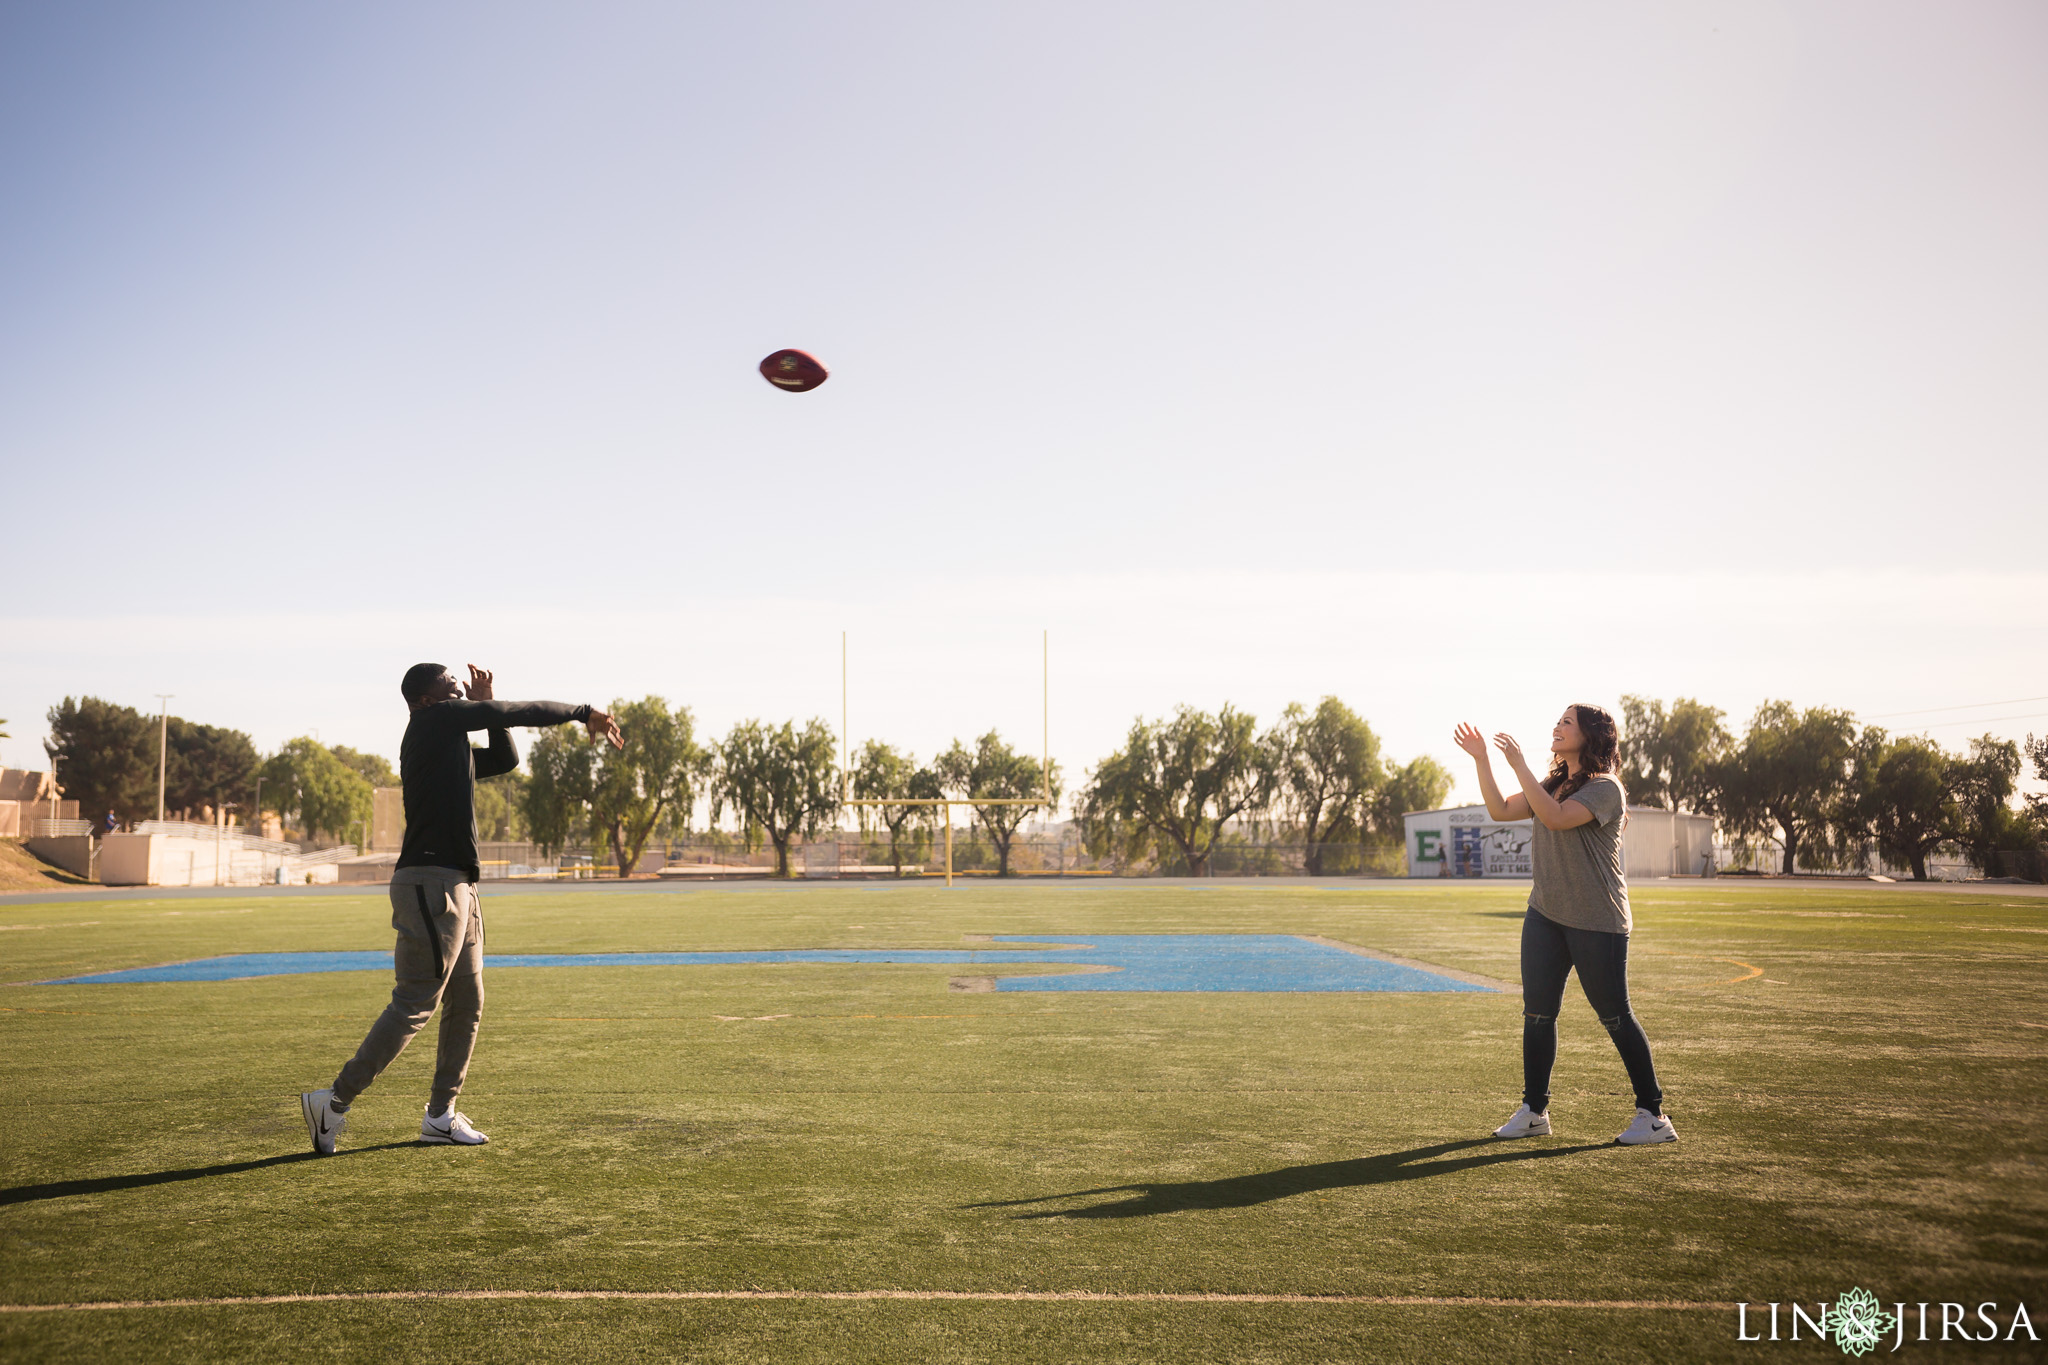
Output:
top-left (1453, 723), bottom-right (1488, 759)
top-left (1491, 732), bottom-right (1527, 769)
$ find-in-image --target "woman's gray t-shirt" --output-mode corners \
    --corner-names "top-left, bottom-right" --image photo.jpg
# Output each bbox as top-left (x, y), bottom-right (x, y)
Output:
top-left (1528, 774), bottom-right (1630, 934)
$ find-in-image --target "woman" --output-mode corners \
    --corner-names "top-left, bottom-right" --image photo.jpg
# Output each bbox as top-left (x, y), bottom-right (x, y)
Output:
top-left (1452, 705), bottom-right (1676, 1146)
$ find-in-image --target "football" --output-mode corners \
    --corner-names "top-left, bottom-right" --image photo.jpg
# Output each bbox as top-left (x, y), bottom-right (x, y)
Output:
top-left (759, 348), bottom-right (829, 392)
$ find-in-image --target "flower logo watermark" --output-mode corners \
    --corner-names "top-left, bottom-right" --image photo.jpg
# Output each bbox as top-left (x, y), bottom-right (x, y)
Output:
top-left (1829, 1287), bottom-right (1898, 1358)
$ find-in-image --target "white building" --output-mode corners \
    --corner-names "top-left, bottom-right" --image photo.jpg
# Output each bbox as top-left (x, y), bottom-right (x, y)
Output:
top-left (99, 820), bottom-right (352, 886)
top-left (1404, 803), bottom-right (1716, 879)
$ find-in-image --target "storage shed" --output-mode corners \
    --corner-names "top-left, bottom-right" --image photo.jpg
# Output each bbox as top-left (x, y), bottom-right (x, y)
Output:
top-left (1404, 803), bottom-right (1716, 879)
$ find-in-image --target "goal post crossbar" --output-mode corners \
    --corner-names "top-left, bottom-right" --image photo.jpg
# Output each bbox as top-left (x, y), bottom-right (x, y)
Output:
top-left (839, 631), bottom-right (1054, 886)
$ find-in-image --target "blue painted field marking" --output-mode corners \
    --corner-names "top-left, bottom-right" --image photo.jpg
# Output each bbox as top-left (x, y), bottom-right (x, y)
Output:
top-left (43, 934), bottom-right (1494, 993)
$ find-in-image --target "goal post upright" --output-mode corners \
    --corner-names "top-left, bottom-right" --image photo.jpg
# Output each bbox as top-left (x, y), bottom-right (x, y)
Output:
top-left (838, 630), bottom-right (1053, 887)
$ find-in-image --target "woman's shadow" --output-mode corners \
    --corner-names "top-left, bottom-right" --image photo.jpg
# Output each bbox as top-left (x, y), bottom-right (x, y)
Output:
top-left (964, 1137), bottom-right (1611, 1220)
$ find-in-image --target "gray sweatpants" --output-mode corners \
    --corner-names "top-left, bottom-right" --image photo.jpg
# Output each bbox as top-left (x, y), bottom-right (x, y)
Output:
top-left (332, 866), bottom-right (484, 1114)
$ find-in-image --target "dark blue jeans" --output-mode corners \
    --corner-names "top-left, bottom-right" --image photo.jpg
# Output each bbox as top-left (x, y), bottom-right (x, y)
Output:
top-left (1521, 906), bottom-right (1664, 1115)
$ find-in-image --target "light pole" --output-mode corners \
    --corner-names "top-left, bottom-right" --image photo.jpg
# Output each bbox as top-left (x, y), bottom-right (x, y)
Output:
top-left (216, 802), bottom-right (237, 886)
top-left (153, 694), bottom-right (174, 823)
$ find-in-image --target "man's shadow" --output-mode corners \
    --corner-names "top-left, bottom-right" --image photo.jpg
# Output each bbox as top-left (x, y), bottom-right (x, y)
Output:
top-left (964, 1138), bottom-right (1611, 1220)
top-left (1, 1143), bottom-right (421, 1208)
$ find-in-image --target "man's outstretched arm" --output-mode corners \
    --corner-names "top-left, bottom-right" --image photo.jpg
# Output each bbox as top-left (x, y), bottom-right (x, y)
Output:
top-left (445, 698), bottom-right (623, 750)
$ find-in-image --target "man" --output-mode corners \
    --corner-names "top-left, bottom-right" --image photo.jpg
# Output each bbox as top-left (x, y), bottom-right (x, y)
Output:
top-left (301, 663), bottom-right (621, 1154)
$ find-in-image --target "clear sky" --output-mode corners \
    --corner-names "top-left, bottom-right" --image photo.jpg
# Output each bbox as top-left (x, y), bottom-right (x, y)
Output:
top-left (3, 1), bottom-right (2045, 808)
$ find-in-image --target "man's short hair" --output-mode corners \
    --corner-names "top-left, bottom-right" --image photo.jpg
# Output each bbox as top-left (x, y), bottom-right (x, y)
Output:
top-left (400, 662), bottom-right (448, 706)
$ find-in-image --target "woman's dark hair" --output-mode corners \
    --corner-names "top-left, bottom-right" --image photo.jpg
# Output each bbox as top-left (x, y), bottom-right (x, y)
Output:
top-left (1541, 703), bottom-right (1623, 802)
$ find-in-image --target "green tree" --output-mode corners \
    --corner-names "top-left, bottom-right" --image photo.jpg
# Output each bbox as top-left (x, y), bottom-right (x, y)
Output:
top-left (1846, 731), bottom-right (2024, 880)
top-left (1846, 731), bottom-right (1949, 881)
top-left (2026, 734), bottom-right (2048, 826)
top-left (935, 731), bottom-right (1061, 877)
top-left (1077, 705), bottom-right (1278, 877)
top-left (1948, 734), bottom-right (2024, 871)
top-left (164, 720), bottom-right (260, 819)
top-left (851, 740), bottom-right (943, 876)
top-left (712, 719), bottom-right (840, 877)
top-left (525, 727), bottom-right (596, 858)
top-left (475, 769), bottom-right (531, 843)
top-left (1715, 701), bottom-right (1859, 874)
top-left (1619, 695), bottom-right (1733, 814)
top-left (1274, 698), bottom-right (1384, 874)
top-left (589, 696), bottom-right (710, 878)
top-left (329, 746), bottom-right (399, 789)
top-left (1370, 755), bottom-right (1455, 842)
top-left (262, 738), bottom-right (373, 845)
top-left (43, 697), bottom-right (156, 825)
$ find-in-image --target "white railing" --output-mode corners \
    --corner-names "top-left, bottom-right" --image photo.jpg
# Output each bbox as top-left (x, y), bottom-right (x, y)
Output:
top-left (130, 819), bottom-right (301, 853)
top-left (30, 819), bottom-right (92, 838)
top-left (288, 844), bottom-right (358, 867)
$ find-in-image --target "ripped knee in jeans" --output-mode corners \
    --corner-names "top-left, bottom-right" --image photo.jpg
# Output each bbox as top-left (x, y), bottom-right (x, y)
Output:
top-left (1524, 1012), bottom-right (1556, 1023)
top-left (1598, 1011), bottom-right (1633, 1034)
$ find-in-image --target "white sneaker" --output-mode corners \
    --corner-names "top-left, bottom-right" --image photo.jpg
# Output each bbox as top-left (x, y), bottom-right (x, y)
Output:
top-left (1616, 1109), bottom-right (1677, 1145)
top-left (420, 1109), bottom-right (489, 1145)
top-left (1493, 1104), bottom-right (1552, 1138)
top-left (301, 1089), bottom-right (346, 1156)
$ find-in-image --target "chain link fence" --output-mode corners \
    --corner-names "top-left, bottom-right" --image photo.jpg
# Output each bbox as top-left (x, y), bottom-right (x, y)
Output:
top-left (461, 832), bottom-right (2048, 884)
top-left (1708, 838), bottom-right (2047, 883)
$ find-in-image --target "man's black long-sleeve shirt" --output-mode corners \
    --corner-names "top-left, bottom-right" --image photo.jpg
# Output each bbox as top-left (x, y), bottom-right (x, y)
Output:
top-left (397, 699), bottom-right (590, 881)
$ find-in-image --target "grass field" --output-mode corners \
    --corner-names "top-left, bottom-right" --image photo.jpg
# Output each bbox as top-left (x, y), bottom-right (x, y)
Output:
top-left (2, 879), bottom-right (2044, 1363)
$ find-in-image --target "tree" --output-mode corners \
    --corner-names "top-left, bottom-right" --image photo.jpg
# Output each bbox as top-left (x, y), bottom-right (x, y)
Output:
top-left (712, 719), bottom-right (840, 877)
top-left (1273, 698), bottom-right (1384, 874)
top-left (329, 746), bottom-right (398, 790)
top-left (526, 727), bottom-right (596, 858)
top-left (1076, 705), bottom-right (1278, 877)
top-left (1370, 755), bottom-right (1455, 842)
top-left (475, 769), bottom-right (530, 843)
top-left (1948, 734), bottom-right (2024, 871)
top-left (935, 731), bottom-right (1061, 876)
top-left (1619, 695), bottom-right (1732, 814)
top-left (164, 720), bottom-right (260, 819)
top-left (588, 696), bottom-right (710, 878)
top-left (262, 738), bottom-right (373, 844)
top-left (1846, 731), bottom-right (2024, 880)
top-left (1715, 702), bottom-right (1859, 874)
top-left (851, 740), bottom-right (943, 876)
top-left (2026, 734), bottom-right (2048, 825)
top-left (44, 697), bottom-right (156, 825)
top-left (1846, 731), bottom-right (1949, 881)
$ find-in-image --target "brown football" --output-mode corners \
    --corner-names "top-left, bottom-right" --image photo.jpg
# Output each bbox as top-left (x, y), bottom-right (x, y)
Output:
top-left (759, 348), bottom-right (829, 393)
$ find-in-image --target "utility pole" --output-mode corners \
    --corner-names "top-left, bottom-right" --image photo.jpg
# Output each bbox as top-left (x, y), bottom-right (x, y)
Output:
top-left (154, 695), bottom-right (174, 823)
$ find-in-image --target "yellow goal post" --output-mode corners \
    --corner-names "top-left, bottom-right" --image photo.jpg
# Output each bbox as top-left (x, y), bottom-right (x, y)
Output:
top-left (839, 630), bottom-right (1054, 886)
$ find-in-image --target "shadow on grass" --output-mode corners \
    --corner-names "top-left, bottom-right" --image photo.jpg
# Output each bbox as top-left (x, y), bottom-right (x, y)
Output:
top-left (0, 1143), bottom-right (421, 1207)
top-left (966, 1138), bottom-right (1612, 1219)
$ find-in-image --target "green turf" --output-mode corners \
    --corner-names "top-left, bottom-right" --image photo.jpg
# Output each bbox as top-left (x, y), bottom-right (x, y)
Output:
top-left (3, 881), bottom-right (2044, 1362)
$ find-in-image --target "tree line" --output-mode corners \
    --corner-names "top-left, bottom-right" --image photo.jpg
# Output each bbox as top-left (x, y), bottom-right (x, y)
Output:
top-left (516, 694), bottom-right (1455, 879)
top-left (1619, 696), bottom-right (2048, 879)
top-left (32, 693), bottom-right (2048, 880)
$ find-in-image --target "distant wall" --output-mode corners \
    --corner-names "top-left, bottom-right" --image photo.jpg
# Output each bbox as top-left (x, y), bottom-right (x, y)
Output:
top-left (99, 832), bottom-right (342, 886)
top-left (0, 800), bottom-right (80, 838)
top-left (24, 834), bottom-right (92, 879)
